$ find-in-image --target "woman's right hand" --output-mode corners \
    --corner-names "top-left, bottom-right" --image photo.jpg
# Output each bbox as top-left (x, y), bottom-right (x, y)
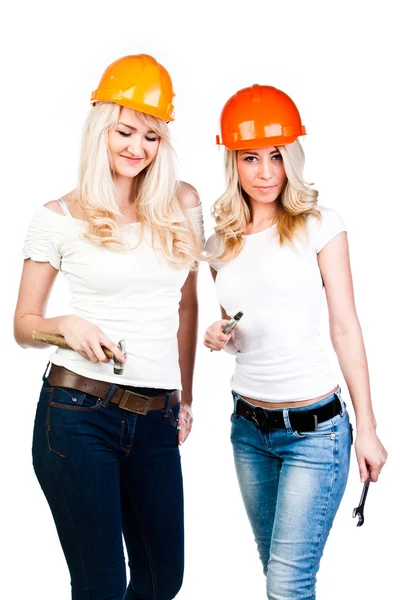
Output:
top-left (59, 315), bottom-right (126, 364)
top-left (203, 319), bottom-right (233, 351)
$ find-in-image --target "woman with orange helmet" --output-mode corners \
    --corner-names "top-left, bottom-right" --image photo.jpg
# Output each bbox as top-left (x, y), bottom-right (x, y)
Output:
top-left (204, 84), bottom-right (387, 599)
top-left (14, 54), bottom-right (203, 600)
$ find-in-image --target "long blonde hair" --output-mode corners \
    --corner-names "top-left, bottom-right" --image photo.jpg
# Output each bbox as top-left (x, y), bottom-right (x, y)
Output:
top-left (210, 140), bottom-right (320, 263)
top-left (78, 102), bottom-right (199, 268)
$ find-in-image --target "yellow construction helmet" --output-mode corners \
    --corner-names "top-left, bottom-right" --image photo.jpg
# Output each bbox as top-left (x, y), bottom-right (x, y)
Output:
top-left (91, 54), bottom-right (175, 121)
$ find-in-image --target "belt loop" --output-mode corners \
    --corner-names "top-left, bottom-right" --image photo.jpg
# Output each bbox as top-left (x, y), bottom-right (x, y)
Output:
top-left (42, 361), bottom-right (51, 382)
top-left (335, 387), bottom-right (345, 414)
top-left (103, 384), bottom-right (118, 407)
top-left (283, 408), bottom-right (292, 432)
top-left (164, 392), bottom-right (172, 413)
top-left (231, 390), bottom-right (239, 413)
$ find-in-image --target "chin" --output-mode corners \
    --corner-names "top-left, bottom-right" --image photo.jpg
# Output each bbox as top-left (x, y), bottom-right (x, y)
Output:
top-left (116, 165), bottom-right (147, 178)
top-left (253, 194), bottom-right (279, 205)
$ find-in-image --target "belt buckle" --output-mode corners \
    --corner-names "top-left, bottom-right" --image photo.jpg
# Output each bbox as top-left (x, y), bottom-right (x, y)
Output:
top-left (251, 407), bottom-right (268, 430)
top-left (119, 390), bottom-right (153, 415)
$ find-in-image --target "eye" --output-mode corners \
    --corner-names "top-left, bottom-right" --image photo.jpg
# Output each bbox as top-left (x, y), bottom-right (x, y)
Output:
top-left (271, 153), bottom-right (282, 161)
top-left (243, 156), bottom-right (258, 162)
top-left (117, 131), bottom-right (131, 137)
top-left (145, 136), bottom-right (159, 142)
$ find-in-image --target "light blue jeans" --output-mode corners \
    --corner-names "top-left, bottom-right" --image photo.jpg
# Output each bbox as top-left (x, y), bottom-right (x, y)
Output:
top-left (231, 389), bottom-right (352, 600)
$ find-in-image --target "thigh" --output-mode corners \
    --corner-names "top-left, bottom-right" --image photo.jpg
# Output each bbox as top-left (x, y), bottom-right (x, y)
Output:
top-left (231, 412), bottom-right (281, 573)
top-left (121, 403), bottom-right (184, 600)
top-left (32, 383), bottom-right (126, 600)
top-left (267, 411), bottom-right (352, 600)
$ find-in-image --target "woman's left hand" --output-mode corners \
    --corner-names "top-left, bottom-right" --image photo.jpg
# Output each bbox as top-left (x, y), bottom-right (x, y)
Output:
top-left (177, 404), bottom-right (193, 445)
top-left (355, 429), bottom-right (388, 483)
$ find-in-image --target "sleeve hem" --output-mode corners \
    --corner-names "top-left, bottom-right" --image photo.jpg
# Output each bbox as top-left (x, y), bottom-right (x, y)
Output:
top-left (22, 253), bottom-right (60, 270)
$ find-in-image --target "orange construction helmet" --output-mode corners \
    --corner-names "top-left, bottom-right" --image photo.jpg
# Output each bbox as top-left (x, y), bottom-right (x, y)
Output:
top-left (91, 54), bottom-right (175, 121)
top-left (216, 84), bottom-right (306, 150)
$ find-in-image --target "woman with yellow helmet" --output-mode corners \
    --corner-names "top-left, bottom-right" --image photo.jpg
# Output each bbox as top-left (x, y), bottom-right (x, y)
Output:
top-left (14, 54), bottom-right (203, 599)
top-left (204, 84), bottom-right (387, 599)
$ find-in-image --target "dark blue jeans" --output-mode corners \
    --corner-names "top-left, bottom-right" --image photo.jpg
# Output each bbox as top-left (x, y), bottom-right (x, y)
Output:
top-left (32, 377), bottom-right (183, 600)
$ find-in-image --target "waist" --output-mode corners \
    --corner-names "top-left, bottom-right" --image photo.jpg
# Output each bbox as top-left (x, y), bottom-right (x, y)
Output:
top-left (51, 347), bottom-right (182, 390)
top-left (47, 364), bottom-right (180, 415)
top-left (237, 385), bottom-right (339, 409)
top-left (234, 391), bottom-right (343, 432)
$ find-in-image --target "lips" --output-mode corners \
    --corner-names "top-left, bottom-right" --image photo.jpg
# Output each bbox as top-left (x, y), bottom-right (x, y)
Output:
top-left (121, 156), bottom-right (144, 163)
top-left (255, 185), bottom-right (276, 191)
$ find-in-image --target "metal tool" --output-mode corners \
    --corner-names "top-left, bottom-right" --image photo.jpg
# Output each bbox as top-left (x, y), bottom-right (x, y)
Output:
top-left (352, 476), bottom-right (371, 527)
top-left (32, 331), bottom-right (127, 375)
top-left (210, 311), bottom-right (244, 352)
top-left (222, 311), bottom-right (244, 334)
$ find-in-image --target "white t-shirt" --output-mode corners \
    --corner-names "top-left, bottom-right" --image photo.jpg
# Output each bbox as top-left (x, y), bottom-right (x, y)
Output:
top-left (23, 204), bottom-right (204, 389)
top-left (206, 206), bottom-right (346, 402)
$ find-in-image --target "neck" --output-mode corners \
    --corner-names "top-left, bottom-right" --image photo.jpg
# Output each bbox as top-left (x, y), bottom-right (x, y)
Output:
top-left (248, 200), bottom-right (278, 230)
top-left (114, 174), bottom-right (135, 209)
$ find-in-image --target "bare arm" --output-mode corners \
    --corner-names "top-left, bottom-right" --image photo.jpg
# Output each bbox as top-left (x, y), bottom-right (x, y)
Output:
top-left (176, 181), bottom-right (201, 443)
top-left (14, 258), bottom-right (125, 363)
top-left (14, 259), bottom-right (64, 348)
top-left (178, 270), bottom-right (198, 407)
top-left (318, 232), bottom-right (387, 481)
top-left (203, 266), bottom-right (236, 351)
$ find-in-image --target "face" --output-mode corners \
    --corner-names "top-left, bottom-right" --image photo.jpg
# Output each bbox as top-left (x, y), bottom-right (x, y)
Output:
top-left (108, 107), bottom-right (160, 179)
top-left (237, 146), bottom-right (287, 205)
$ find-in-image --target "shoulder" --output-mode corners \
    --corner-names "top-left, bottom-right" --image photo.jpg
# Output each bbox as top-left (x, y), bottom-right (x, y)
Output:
top-left (177, 181), bottom-right (201, 209)
top-left (307, 205), bottom-right (346, 252)
top-left (306, 205), bottom-right (345, 229)
top-left (316, 205), bottom-right (343, 221)
top-left (205, 233), bottom-right (218, 253)
top-left (205, 233), bottom-right (224, 271)
top-left (43, 200), bottom-right (64, 215)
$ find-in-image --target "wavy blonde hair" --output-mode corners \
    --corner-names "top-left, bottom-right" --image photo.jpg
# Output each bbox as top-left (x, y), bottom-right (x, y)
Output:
top-left (78, 102), bottom-right (199, 268)
top-left (210, 139), bottom-right (320, 263)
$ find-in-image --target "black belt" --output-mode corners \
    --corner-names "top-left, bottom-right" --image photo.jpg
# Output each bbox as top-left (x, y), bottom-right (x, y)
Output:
top-left (235, 395), bottom-right (342, 432)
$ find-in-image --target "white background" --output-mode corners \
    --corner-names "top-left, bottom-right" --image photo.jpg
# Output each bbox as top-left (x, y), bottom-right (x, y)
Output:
top-left (1, 1), bottom-right (399, 598)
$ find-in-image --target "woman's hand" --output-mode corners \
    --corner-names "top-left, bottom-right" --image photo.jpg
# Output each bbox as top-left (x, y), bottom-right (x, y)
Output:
top-left (203, 319), bottom-right (233, 351)
top-left (177, 403), bottom-right (193, 445)
top-left (355, 429), bottom-right (388, 483)
top-left (59, 315), bottom-right (126, 364)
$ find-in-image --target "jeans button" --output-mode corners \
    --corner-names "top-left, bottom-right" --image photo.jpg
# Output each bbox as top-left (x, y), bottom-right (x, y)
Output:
top-left (72, 397), bottom-right (77, 403)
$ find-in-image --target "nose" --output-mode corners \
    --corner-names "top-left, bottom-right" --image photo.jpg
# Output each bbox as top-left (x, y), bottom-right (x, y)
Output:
top-left (127, 135), bottom-right (144, 157)
top-left (258, 158), bottom-right (272, 180)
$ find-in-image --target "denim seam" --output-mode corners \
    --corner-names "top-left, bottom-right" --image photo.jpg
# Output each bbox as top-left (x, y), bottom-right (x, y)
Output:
top-left (46, 390), bottom-right (66, 458)
top-left (50, 387), bottom-right (103, 412)
top-left (120, 415), bottom-right (137, 457)
top-left (47, 436), bottom-right (90, 597)
top-left (307, 427), bottom-right (339, 588)
top-left (168, 407), bottom-right (179, 427)
top-left (121, 477), bottom-right (157, 600)
top-left (119, 418), bottom-right (133, 454)
top-left (49, 400), bottom-right (102, 413)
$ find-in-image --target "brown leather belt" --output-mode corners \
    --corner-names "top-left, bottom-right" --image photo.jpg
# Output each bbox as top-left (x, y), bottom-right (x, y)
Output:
top-left (47, 364), bottom-right (180, 415)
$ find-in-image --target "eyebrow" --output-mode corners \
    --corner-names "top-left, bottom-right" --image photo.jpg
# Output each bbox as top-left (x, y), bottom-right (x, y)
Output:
top-left (117, 122), bottom-right (158, 135)
top-left (240, 148), bottom-right (280, 156)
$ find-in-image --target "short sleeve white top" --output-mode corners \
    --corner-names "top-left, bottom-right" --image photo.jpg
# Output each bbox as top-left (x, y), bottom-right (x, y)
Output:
top-left (23, 204), bottom-right (204, 389)
top-left (206, 206), bottom-right (346, 402)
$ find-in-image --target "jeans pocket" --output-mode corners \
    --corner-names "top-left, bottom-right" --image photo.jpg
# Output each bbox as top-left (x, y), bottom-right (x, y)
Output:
top-left (293, 411), bottom-right (346, 439)
top-left (46, 389), bottom-right (103, 458)
top-left (50, 387), bottom-right (103, 412)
